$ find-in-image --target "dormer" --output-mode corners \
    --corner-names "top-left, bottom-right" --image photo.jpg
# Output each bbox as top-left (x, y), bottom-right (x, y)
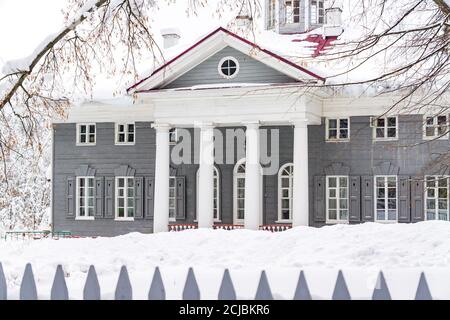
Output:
top-left (266, 0), bottom-right (325, 34)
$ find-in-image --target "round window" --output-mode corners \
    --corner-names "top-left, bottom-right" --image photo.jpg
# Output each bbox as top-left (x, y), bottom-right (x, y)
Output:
top-left (218, 57), bottom-right (239, 79)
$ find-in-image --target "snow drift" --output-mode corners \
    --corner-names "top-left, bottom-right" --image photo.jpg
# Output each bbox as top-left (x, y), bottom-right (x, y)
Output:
top-left (1, 221), bottom-right (450, 299)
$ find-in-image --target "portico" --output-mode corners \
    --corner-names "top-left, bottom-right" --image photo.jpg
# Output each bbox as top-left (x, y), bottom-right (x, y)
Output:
top-left (149, 86), bottom-right (322, 232)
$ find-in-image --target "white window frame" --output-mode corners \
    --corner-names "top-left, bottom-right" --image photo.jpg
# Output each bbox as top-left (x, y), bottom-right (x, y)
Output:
top-left (277, 163), bottom-right (294, 222)
top-left (218, 56), bottom-right (240, 80)
top-left (233, 159), bottom-right (246, 225)
top-left (115, 123), bottom-right (136, 145)
top-left (326, 175), bottom-right (349, 224)
top-left (169, 128), bottom-right (178, 145)
top-left (425, 175), bottom-right (449, 221)
top-left (285, 0), bottom-right (300, 24)
top-left (423, 115), bottom-right (449, 140)
top-left (115, 176), bottom-right (135, 221)
top-left (196, 166), bottom-right (221, 222)
top-left (76, 176), bottom-right (95, 220)
top-left (374, 175), bottom-right (398, 223)
top-left (267, 0), bottom-right (277, 28)
top-left (372, 116), bottom-right (398, 141)
top-left (325, 117), bottom-right (350, 142)
top-left (310, 0), bottom-right (325, 24)
top-left (169, 176), bottom-right (177, 222)
top-left (76, 123), bottom-right (96, 146)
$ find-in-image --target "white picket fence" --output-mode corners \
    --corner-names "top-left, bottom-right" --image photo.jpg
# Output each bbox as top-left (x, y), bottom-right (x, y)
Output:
top-left (0, 262), bottom-right (435, 300)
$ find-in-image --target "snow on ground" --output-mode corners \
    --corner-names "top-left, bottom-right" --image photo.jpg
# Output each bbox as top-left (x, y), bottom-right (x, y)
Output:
top-left (1, 221), bottom-right (450, 299)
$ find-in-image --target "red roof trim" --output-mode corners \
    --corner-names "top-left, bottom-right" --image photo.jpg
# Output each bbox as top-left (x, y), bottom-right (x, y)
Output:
top-left (127, 27), bottom-right (325, 93)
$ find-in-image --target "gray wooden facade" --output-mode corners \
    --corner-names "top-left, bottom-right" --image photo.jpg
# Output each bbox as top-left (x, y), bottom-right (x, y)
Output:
top-left (52, 115), bottom-right (447, 236)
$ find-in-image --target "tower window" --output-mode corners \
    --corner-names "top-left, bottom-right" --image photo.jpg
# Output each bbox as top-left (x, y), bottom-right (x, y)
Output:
top-left (285, 0), bottom-right (300, 24)
top-left (311, 0), bottom-right (325, 24)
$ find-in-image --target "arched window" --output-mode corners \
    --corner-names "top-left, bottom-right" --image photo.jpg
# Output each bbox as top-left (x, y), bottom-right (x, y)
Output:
top-left (196, 166), bottom-right (220, 221)
top-left (233, 158), bottom-right (246, 224)
top-left (278, 163), bottom-right (294, 221)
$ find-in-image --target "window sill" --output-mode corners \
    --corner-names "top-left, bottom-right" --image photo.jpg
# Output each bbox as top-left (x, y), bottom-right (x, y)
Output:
top-left (326, 220), bottom-right (349, 225)
top-left (373, 138), bottom-right (398, 142)
top-left (374, 220), bottom-right (397, 224)
top-left (115, 218), bottom-right (135, 222)
top-left (275, 220), bottom-right (292, 223)
top-left (325, 139), bottom-right (350, 143)
top-left (115, 142), bottom-right (136, 146)
top-left (76, 143), bottom-right (96, 147)
top-left (193, 220), bottom-right (222, 223)
top-left (76, 217), bottom-right (95, 221)
top-left (423, 136), bottom-right (449, 141)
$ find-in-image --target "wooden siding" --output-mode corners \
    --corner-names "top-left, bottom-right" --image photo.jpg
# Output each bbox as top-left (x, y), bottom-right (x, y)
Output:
top-left (164, 46), bottom-right (297, 89)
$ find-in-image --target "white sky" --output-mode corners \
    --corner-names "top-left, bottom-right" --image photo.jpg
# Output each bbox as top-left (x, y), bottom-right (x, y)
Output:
top-left (0, 0), bottom-right (257, 99)
top-left (0, 0), bottom-right (67, 64)
top-left (0, 0), bottom-right (255, 65)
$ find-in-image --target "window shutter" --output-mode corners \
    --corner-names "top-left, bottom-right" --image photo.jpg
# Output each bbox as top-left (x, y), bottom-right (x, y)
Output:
top-left (398, 176), bottom-right (411, 222)
top-left (176, 176), bottom-right (186, 220)
top-left (144, 177), bottom-right (154, 219)
top-left (94, 177), bottom-right (104, 218)
top-left (134, 177), bottom-right (144, 219)
top-left (66, 177), bottom-right (75, 219)
top-left (411, 177), bottom-right (424, 222)
top-left (104, 177), bottom-right (115, 219)
top-left (361, 176), bottom-right (374, 221)
top-left (349, 176), bottom-right (361, 222)
top-left (313, 176), bottom-right (326, 222)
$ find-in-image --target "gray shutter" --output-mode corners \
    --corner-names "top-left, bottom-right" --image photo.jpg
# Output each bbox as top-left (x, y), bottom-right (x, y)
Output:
top-left (145, 177), bottom-right (154, 219)
top-left (411, 177), bottom-right (424, 222)
top-left (176, 176), bottom-right (186, 220)
top-left (361, 176), bottom-right (374, 221)
top-left (398, 176), bottom-right (411, 222)
top-left (349, 176), bottom-right (361, 222)
top-left (313, 176), bottom-right (326, 222)
top-left (94, 177), bottom-right (104, 218)
top-left (134, 177), bottom-right (144, 219)
top-left (104, 177), bottom-right (115, 219)
top-left (66, 177), bottom-right (75, 219)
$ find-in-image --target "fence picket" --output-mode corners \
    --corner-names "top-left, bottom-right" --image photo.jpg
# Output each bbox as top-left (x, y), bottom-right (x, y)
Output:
top-left (115, 266), bottom-right (132, 300)
top-left (183, 267), bottom-right (200, 300)
top-left (372, 271), bottom-right (391, 300)
top-left (293, 270), bottom-right (311, 300)
top-left (20, 263), bottom-right (37, 300)
top-left (415, 272), bottom-right (432, 300)
top-left (218, 269), bottom-right (236, 300)
top-left (255, 270), bottom-right (273, 300)
top-left (0, 264), bottom-right (440, 300)
top-left (83, 265), bottom-right (101, 300)
top-left (332, 270), bottom-right (351, 300)
top-left (51, 265), bottom-right (69, 300)
top-left (0, 263), bottom-right (6, 300)
top-left (148, 267), bottom-right (166, 300)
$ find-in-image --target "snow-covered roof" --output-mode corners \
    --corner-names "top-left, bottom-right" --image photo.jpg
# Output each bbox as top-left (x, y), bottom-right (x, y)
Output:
top-left (127, 27), bottom-right (326, 93)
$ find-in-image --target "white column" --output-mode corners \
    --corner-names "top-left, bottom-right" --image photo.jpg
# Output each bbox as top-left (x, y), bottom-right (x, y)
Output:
top-left (244, 122), bottom-right (261, 230)
top-left (292, 119), bottom-right (309, 227)
top-left (197, 123), bottom-right (215, 228)
top-left (304, 0), bottom-right (310, 31)
top-left (153, 123), bottom-right (171, 233)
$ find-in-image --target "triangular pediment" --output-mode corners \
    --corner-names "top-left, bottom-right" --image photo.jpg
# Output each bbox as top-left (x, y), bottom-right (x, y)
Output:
top-left (128, 27), bottom-right (324, 93)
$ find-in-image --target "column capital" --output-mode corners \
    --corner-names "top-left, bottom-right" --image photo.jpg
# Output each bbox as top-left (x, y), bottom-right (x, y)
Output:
top-left (243, 121), bottom-right (260, 129)
top-left (194, 121), bottom-right (215, 129)
top-left (151, 123), bottom-right (171, 131)
top-left (291, 118), bottom-right (309, 128)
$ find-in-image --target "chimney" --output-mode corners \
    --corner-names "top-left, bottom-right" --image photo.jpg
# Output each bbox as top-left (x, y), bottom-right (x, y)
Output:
top-left (161, 28), bottom-right (181, 49)
top-left (322, 7), bottom-right (343, 37)
top-left (325, 7), bottom-right (342, 26)
top-left (235, 3), bottom-right (253, 27)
